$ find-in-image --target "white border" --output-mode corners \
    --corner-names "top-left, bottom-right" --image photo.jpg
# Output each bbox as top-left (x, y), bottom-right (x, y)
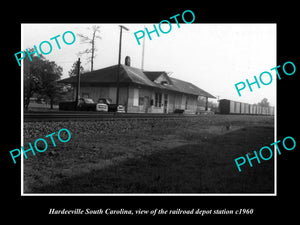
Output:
top-left (21, 23), bottom-right (277, 196)
top-left (21, 24), bottom-right (24, 195)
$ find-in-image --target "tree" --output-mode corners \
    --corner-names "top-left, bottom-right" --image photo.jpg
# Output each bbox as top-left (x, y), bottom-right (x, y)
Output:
top-left (78, 25), bottom-right (101, 71)
top-left (24, 52), bottom-right (44, 109)
top-left (68, 60), bottom-right (84, 77)
top-left (38, 61), bottom-right (63, 109)
top-left (23, 51), bottom-right (63, 109)
top-left (258, 98), bottom-right (270, 107)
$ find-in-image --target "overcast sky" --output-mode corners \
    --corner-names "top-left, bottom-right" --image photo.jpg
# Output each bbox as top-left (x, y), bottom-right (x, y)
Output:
top-left (22, 23), bottom-right (276, 106)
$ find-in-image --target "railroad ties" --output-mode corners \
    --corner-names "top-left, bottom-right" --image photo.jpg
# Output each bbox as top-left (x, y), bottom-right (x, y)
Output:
top-left (24, 111), bottom-right (199, 122)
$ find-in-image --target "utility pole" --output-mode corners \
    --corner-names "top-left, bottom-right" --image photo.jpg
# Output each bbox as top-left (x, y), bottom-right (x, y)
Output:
top-left (141, 26), bottom-right (145, 70)
top-left (75, 58), bottom-right (81, 108)
top-left (116, 25), bottom-right (129, 106)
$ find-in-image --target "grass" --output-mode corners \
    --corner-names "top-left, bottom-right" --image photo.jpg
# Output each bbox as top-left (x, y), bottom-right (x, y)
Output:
top-left (23, 115), bottom-right (274, 194)
top-left (25, 102), bottom-right (59, 111)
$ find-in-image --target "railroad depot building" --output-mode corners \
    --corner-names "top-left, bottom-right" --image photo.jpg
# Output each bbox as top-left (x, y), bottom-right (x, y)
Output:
top-left (60, 64), bottom-right (215, 114)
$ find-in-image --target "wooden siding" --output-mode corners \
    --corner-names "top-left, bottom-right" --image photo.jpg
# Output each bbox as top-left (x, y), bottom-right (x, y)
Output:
top-left (76, 85), bottom-right (128, 106)
top-left (74, 84), bottom-right (199, 114)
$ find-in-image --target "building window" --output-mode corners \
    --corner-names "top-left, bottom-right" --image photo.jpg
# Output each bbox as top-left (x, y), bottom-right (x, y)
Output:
top-left (139, 97), bottom-right (144, 106)
top-left (155, 93), bottom-right (162, 107)
top-left (185, 96), bottom-right (188, 110)
top-left (133, 88), bottom-right (139, 106)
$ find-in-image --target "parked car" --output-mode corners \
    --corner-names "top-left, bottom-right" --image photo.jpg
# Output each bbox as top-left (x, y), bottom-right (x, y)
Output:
top-left (59, 98), bottom-right (108, 112)
top-left (97, 98), bottom-right (125, 113)
top-left (76, 98), bottom-right (98, 111)
top-left (95, 99), bottom-right (108, 112)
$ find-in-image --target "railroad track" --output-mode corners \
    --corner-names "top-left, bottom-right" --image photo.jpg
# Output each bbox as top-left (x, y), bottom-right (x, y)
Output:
top-left (24, 111), bottom-right (202, 121)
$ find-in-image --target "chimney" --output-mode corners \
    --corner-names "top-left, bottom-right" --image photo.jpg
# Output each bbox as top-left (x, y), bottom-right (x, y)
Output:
top-left (125, 56), bottom-right (131, 66)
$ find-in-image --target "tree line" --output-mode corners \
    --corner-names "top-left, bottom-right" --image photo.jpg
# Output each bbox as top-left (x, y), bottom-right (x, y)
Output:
top-left (24, 26), bottom-right (101, 110)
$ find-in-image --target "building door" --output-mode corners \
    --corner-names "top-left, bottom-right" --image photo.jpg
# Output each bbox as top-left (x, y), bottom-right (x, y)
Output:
top-left (144, 96), bottom-right (149, 113)
top-left (164, 94), bottom-right (168, 113)
top-left (109, 87), bottom-right (117, 104)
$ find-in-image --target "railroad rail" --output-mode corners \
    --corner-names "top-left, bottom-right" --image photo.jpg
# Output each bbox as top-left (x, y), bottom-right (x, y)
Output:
top-left (24, 111), bottom-right (203, 122)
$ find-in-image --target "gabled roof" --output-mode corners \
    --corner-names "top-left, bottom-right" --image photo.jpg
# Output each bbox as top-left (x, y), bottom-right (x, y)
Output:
top-left (169, 78), bottom-right (215, 98)
top-left (61, 65), bottom-right (156, 87)
top-left (143, 71), bottom-right (174, 85)
top-left (142, 71), bottom-right (164, 81)
top-left (60, 64), bottom-right (215, 98)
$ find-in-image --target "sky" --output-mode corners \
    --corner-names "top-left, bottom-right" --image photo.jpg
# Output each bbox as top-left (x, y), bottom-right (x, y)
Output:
top-left (22, 23), bottom-right (276, 106)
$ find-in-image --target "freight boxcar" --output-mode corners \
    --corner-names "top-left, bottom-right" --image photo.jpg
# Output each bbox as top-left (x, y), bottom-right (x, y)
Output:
top-left (219, 99), bottom-right (231, 114)
top-left (234, 101), bottom-right (241, 114)
top-left (257, 105), bottom-right (262, 115)
top-left (219, 99), bottom-right (241, 114)
top-left (229, 100), bottom-right (235, 113)
top-left (249, 104), bottom-right (255, 114)
top-left (219, 99), bottom-right (274, 116)
top-left (252, 104), bottom-right (258, 114)
top-left (241, 102), bottom-right (250, 114)
top-left (240, 102), bottom-right (245, 114)
top-left (244, 103), bottom-right (250, 114)
top-left (262, 107), bottom-right (268, 115)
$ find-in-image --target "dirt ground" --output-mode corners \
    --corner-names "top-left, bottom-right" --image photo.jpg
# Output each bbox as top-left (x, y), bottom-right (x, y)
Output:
top-left (23, 114), bottom-right (275, 194)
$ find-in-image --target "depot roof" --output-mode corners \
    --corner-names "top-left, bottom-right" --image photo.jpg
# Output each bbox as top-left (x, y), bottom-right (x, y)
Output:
top-left (60, 64), bottom-right (215, 98)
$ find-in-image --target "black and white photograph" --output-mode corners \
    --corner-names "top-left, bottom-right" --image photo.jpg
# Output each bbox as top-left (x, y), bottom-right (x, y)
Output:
top-left (21, 23), bottom-right (276, 194)
top-left (4, 5), bottom-right (298, 221)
